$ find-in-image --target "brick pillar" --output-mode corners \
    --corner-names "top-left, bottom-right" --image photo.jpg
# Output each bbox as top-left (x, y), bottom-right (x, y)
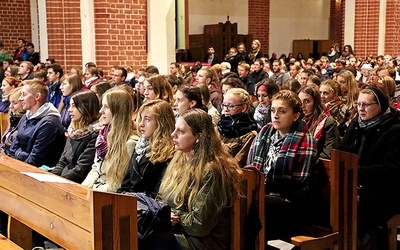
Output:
top-left (385, 0), bottom-right (400, 57)
top-left (248, 0), bottom-right (269, 56)
top-left (329, 0), bottom-right (344, 46)
top-left (354, 0), bottom-right (380, 58)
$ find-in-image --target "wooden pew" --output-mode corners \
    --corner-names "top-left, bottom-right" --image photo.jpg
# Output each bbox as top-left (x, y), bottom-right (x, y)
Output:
top-left (291, 149), bottom-right (358, 250)
top-left (387, 214), bottom-right (400, 250)
top-left (231, 166), bottom-right (265, 250)
top-left (0, 232), bottom-right (22, 249)
top-left (0, 113), bottom-right (9, 138)
top-left (0, 154), bottom-right (138, 250)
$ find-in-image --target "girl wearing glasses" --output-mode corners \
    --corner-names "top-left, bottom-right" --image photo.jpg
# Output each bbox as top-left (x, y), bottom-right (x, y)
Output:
top-left (338, 84), bottom-right (400, 249)
top-left (298, 85), bottom-right (340, 159)
top-left (218, 88), bottom-right (257, 167)
top-left (247, 90), bottom-right (324, 241)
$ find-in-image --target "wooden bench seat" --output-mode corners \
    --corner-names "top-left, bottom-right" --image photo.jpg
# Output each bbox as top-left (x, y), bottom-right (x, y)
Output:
top-left (0, 232), bottom-right (22, 249)
top-left (0, 154), bottom-right (138, 250)
top-left (291, 149), bottom-right (358, 250)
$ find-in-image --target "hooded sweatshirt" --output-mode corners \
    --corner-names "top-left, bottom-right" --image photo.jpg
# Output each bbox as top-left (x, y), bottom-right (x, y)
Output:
top-left (8, 103), bottom-right (66, 167)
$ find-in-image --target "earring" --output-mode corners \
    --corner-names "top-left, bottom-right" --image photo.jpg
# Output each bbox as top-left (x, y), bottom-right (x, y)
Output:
top-left (196, 139), bottom-right (199, 143)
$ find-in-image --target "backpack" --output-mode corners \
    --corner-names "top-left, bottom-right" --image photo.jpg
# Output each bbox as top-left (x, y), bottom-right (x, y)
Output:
top-left (124, 192), bottom-right (179, 250)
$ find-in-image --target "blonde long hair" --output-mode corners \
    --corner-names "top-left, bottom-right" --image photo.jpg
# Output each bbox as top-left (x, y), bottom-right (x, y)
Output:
top-left (136, 99), bottom-right (175, 163)
top-left (103, 88), bottom-right (134, 188)
top-left (338, 70), bottom-right (359, 110)
top-left (159, 109), bottom-right (242, 212)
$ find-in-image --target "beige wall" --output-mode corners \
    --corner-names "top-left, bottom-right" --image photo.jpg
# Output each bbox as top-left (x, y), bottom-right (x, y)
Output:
top-left (188, 0), bottom-right (249, 34)
top-left (269, 0), bottom-right (330, 56)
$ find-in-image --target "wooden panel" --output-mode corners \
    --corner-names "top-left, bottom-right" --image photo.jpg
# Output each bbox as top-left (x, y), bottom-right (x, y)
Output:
top-left (0, 155), bottom-right (91, 230)
top-left (92, 191), bottom-right (138, 250)
top-left (0, 232), bottom-right (22, 250)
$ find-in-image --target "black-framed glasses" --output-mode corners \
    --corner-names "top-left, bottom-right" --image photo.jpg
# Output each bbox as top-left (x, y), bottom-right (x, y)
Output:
top-left (221, 103), bottom-right (244, 111)
top-left (356, 102), bottom-right (377, 108)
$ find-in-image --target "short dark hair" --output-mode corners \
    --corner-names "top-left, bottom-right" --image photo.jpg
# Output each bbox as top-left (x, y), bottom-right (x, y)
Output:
top-left (26, 42), bottom-right (34, 48)
top-left (46, 58), bottom-right (56, 64)
top-left (48, 63), bottom-right (63, 78)
top-left (114, 66), bottom-right (127, 78)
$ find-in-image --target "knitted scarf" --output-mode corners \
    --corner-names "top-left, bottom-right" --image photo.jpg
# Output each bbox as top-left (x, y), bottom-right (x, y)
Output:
top-left (135, 137), bottom-right (150, 163)
top-left (358, 108), bottom-right (391, 130)
top-left (218, 112), bottom-right (257, 138)
top-left (68, 121), bottom-right (100, 140)
top-left (95, 125), bottom-right (110, 158)
top-left (254, 104), bottom-right (270, 130)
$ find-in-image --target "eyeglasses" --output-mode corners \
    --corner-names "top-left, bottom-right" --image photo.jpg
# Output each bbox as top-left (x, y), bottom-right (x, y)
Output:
top-left (356, 102), bottom-right (377, 108)
top-left (221, 103), bottom-right (244, 111)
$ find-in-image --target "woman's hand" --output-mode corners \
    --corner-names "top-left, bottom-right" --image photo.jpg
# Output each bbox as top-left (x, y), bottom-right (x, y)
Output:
top-left (171, 213), bottom-right (181, 226)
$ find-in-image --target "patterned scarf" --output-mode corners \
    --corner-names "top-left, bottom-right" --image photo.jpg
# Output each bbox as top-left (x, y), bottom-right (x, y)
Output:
top-left (218, 112), bottom-right (257, 138)
top-left (68, 121), bottom-right (100, 140)
top-left (95, 125), bottom-right (110, 158)
top-left (247, 120), bottom-right (318, 182)
top-left (254, 104), bottom-right (270, 130)
top-left (135, 137), bottom-right (150, 163)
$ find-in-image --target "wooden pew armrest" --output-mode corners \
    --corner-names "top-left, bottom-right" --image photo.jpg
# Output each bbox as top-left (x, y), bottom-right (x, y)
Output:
top-left (291, 232), bottom-right (339, 248)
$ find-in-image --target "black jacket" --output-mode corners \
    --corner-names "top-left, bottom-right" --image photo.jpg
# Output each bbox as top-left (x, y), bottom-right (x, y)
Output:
top-left (118, 153), bottom-right (170, 198)
top-left (338, 109), bottom-right (400, 231)
top-left (52, 131), bottom-right (98, 183)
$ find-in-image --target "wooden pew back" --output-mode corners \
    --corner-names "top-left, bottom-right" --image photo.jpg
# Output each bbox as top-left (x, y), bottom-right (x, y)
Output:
top-left (231, 166), bottom-right (265, 250)
top-left (292, 149), bottom-right (358, 250)
top-left (0, 154), bottom-right (138, 250)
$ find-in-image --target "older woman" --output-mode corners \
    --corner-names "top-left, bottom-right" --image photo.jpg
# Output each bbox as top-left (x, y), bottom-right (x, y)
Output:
top-left (338, 84), bottom-right (400, 249)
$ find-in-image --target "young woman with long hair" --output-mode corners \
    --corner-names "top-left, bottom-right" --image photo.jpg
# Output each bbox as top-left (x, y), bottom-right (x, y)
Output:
top-left (159, 109), bottom-right (242, 249)
top-left (0, 76), bottom-right (20, 113)
top-left (81, 88), bottom-right (138, 192)
top-left (0, 87), bottom-right (25, 154)
top-left (143, 74), bottom-right (174, 105)
top-left (59, 73), bottom-right (83, 131)
top-left (173, 84), bottom-right (204, 119)
top-left (319, 80), bottom-right (347, 133)
top-left (298, 85), bottom-right (340, 159)
top-left (118, 100), bottom-right (175, 197)
top-left (52, 90), bottom-right (101, 183)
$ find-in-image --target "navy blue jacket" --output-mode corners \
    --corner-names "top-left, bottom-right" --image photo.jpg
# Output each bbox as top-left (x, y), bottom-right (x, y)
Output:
top-left (8, 103), bottom-right (66, 167)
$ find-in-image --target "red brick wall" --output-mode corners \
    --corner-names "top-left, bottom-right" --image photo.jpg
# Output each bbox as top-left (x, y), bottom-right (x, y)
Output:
top-left (248, 0), bottom-right (269, 56)
top-left (354, 0), bottom-right (380, 59)
top-left (329, 0), bottom-right (344, 46)
top-left (93, 0), bottom-right (147, 76)
top-left (45, 0), bottom-right (147, 75)
top-left (385, 0), bottom-right (400, 57)
top-left (46, 0), bottom-right (82, 70)
top-left (0, 0), bottom-right (32, 59)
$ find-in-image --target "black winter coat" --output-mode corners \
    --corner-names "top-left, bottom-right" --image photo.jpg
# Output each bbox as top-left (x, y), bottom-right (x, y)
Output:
top-left (118, 153), bottom-right (170, 198)
top-left (338, 109), bottom-right (400, 232)
top-left (52, 131), bottom-right (98, 183)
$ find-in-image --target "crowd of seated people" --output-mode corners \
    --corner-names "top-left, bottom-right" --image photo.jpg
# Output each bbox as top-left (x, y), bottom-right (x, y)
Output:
top-left (1, 38), bottom-right (400, 250)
